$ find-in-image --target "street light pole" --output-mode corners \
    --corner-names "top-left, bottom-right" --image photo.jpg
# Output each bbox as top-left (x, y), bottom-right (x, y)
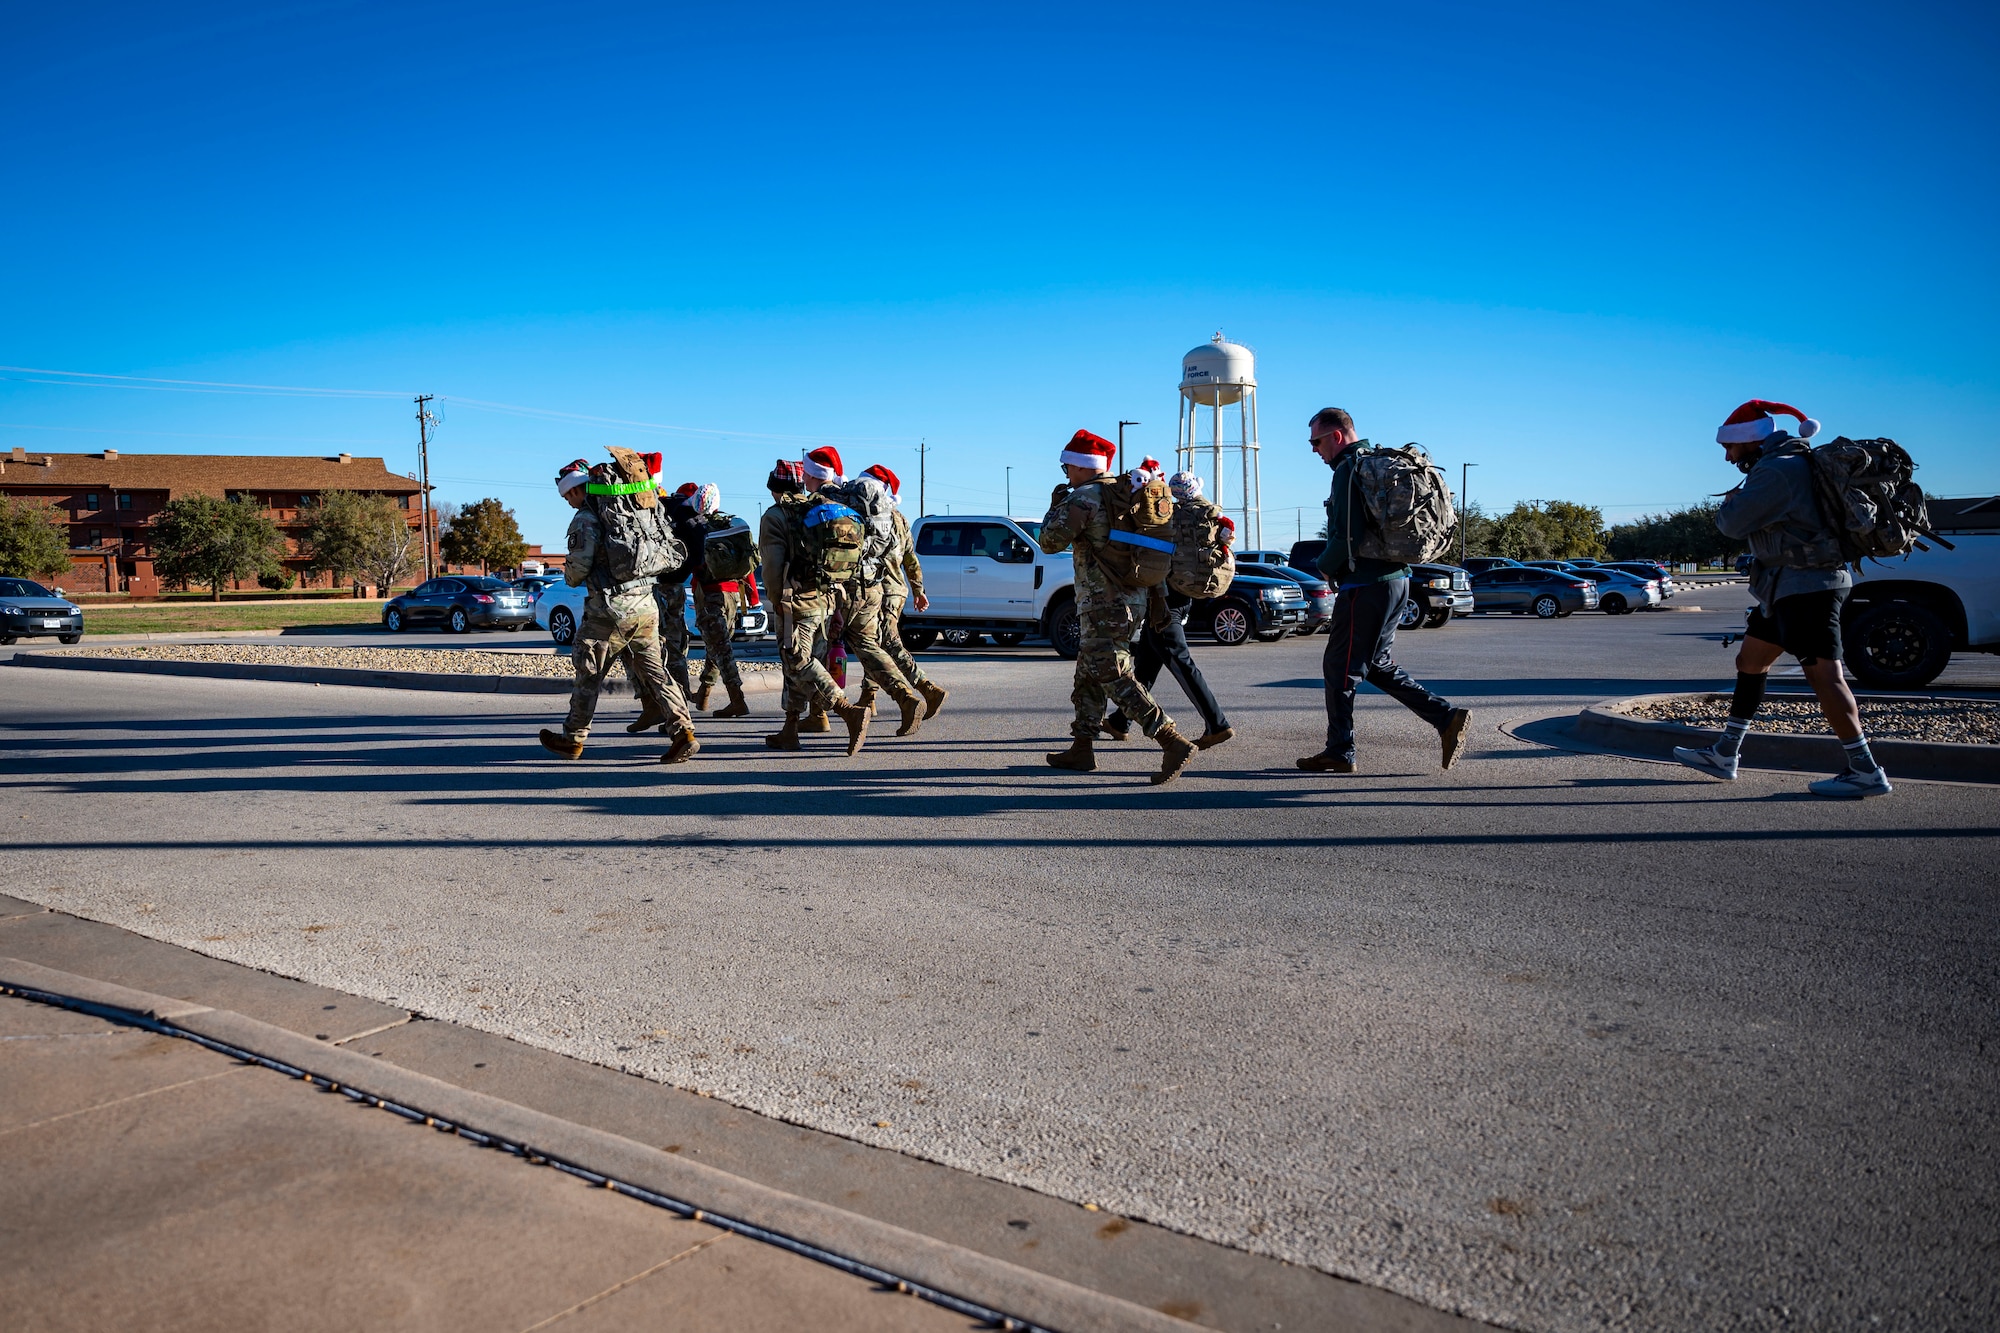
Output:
top-left (1005, 466), bottom-right (1012, 517)
top-left (1118, 420), bottom-right (1140, 474)
top-left (1460, 461), bottom-right (1478, 567)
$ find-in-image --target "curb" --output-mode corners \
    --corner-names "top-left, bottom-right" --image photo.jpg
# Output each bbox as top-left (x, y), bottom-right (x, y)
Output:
top-left (7, 652), bottom-right (785, 698)
top-left (1571, 692), bottom-right (2000, 784)
top-left (0, 956), bottom-right (1193, 1333)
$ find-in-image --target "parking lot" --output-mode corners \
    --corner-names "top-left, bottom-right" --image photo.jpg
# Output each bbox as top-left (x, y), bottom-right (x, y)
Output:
top-left (2, 597), bottom-right (1995, 1332)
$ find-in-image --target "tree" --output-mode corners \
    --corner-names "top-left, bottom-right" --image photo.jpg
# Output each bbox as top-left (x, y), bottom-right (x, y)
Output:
top-left (1605, 501), bottom-right (1743, 565)
top-left (151, 492), bottom-right (284, 601)
top-left (438, 497), bottom-right (527, 574)
top-left (0, 497), bottom-right (73, 580)
top-left (1541, 500), bottom-right (1607, 559)
top-left (304, 490), bottom-right (385, 591)
top-left (351, 496), bottom-right (424, 594)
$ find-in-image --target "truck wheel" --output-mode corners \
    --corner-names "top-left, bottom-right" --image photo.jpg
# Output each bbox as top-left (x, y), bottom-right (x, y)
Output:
top-left (992, 631), bottom-right (1026, 647)
top-left (941, 628), bottom-right (981, 648)
top-left (1846, 601), bottom-right (1951, 689)
top-left (1398, 599), bottom-right (1425, 629)
top-left (1047, 596), bottom-right (1081, 660)
top-left (900, 627), bottom-right (939, 651)
top-left (1210, 601), bottom-right (1252, 645)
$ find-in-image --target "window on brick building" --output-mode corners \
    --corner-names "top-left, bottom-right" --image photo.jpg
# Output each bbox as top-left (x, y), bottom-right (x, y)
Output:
top-left (117, 494), bottom-right (133, 510)
top-left (87, 529), bottom-right (102, 545)
top-left (85, 492), bottom-right (100, 509)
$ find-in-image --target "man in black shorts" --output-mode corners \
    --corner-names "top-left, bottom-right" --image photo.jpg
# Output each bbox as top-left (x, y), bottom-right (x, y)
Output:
top-left (1674, 400), bottom-right (1890, 797)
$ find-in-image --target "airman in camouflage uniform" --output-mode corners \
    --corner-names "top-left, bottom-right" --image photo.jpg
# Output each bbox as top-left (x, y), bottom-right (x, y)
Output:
top-left (539, 461), bottom-right (697, 764)
top-left (760, 454), bottom-right (872, 755)
top-left (1036, 431), bottom-right (1196, 784)
top-left (678, 484), bottom-right (752, 718)
top-left (854, 464), bottom-right (948, 723)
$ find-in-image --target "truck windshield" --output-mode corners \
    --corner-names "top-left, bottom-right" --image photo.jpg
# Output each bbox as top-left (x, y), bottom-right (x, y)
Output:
top-left (1014, 521), bottom-right (1040, 541)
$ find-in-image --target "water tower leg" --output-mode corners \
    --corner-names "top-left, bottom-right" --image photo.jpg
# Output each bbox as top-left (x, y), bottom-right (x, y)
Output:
top-left (1211, 395), bottom-right (1224, 518)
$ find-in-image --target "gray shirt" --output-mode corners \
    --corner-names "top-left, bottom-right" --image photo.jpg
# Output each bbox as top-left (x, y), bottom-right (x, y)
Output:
top-left (1715, 435), bottom-right (1850, 608)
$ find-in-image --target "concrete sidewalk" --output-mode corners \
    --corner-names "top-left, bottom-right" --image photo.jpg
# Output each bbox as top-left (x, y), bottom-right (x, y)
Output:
top-left (0, 895), bottom-right (1480, 1333)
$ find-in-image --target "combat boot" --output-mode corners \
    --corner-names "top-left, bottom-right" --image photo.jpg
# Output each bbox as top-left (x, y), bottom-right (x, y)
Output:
top-left (1099, 713), bottom-right (1131, 741)
top-left (538, 729), bottom-right (585, 760)
top-left (856, 680), bottom-right (879, 717)
top-left (918, 679), bottom-right (949, 719)
top-left (1045, 735), bottom-right (1097, 772)
top-left (690, 679), bottom-right (714, 712)
top-left (1195, 726), bottom-right (1235, 750)
top-left (765, 712), bottom-right (802, 751)
top-left (801, 707), bottom-right (831, 733)
top-left (713, 682), bottom-right (750, 718)
top-left (661, 725), bottom-right (701, 764)
top-left (625, 698), bottom-right (670, 734)
top-left (894, 690), bottom-right (923, 737)
top-left (1151, 722), bottom-right (1197, 785)
top-left (834, 701), bottom-right (872, 756)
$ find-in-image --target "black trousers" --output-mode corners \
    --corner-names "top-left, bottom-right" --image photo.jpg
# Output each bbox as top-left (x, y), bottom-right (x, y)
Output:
top-left (1323, 577), bottom-right (1455, 759)
top-left (1110, 601), bottom-right (1229, 736)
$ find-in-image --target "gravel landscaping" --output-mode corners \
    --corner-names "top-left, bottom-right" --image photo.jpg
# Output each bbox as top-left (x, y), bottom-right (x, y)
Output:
top-left (1626, 693), bottom-right (2000, 745)
top-left (52, 643), bottom-right (777, 680)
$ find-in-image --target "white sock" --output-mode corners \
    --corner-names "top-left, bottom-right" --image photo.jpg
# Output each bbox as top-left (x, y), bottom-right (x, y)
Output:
top-left (1843, 735), bottom-right (1878, 774)
top-left (1715, 718), bottom-right (1750, 758)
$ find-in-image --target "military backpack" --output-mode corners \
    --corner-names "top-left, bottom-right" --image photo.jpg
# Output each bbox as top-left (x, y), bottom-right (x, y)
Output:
top-left (1347, 443), bottom-right (1458, 565)
top-left (776, 491), bottom-right (866, 591)
top-left (1089, 473), bottom-right (1176, 591)
top-left (700, 512), bottom-right (759, 582)
top-left (823, 475), bottom-right (898, 583)
top-left (585, 446), bottom-right (683, 586)
top-left (1803, 436), bottom-right (1936, 567)
top-left (1166, 494), bottom-right (1235, 598)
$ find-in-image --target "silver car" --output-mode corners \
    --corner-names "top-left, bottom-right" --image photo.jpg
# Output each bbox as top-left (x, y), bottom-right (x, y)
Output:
top-left (0, 577), bottom-right (83, 645)
top-left (1581, 567), bottom-right (1663, 615)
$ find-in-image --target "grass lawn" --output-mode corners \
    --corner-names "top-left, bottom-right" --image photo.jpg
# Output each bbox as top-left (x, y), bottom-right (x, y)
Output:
top-left (82, 602), bottom-right (388, 636)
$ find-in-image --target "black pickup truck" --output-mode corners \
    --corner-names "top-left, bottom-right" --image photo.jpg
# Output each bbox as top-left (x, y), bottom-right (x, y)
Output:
top-left (1284, 540), bottom-right (1473, 629)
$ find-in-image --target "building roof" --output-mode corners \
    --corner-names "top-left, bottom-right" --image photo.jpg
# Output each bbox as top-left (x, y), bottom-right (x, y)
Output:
top-left (0, 449), bottom-right (422, 499)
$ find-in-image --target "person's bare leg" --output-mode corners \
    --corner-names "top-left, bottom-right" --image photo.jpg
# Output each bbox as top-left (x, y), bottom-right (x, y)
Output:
top-left (1735, 636), bottom-right (1784, 676)
top-left (1677, 633), bottom-right (1784, 780)
top-left (1801, 658), bottom-right (1862, 742)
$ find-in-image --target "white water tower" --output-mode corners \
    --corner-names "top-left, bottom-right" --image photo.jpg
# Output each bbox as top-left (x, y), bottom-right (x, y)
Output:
top-left (1175, 332), bottom-right (1262, 547)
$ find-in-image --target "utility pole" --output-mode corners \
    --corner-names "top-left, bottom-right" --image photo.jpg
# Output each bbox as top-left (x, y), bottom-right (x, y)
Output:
top-left (1460, 461), bottom-right (1477, 567)
top-left (1005, 466), bottom-right (1012, 517)
top-left (916, 438), bottom-right (930, 517)
top-left (1118, 420), bottom-right (1140, 474)
top-left (415, 395), bottom-right (436, 581)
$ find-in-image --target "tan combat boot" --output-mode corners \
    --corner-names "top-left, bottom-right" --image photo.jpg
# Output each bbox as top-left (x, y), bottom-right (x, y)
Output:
top-left (538, 729), bottom-right (585, 759)
top-left (1099, 713), bottom-right (1131, 742)
top-left (856, 680), bottom-right (879, 717)
top-left (918, 679), bottom-right (949, 719)
top-left (1151, 722), bottom-right (1197, 785)
top-left (801, 707), bottom-right (831, 733)
top-left (1045, 735), bottom-right (1097, 772)
top-left (765, 712), bottom-right (803, 751)
top-left (661, 725), bottom-right (701, 764)
top-left (1196, 726), bottom-right (1235, 750)
top-left (625, 698), bottom-right (670, 734)
top-left (713, 682), bottom-right (750, 718)
top-left (690, 679), bottom-right (714, 711)
top-left (893, 689), bottom-right (924, 737)
top-left (834, 701), bottom-right (872, 756)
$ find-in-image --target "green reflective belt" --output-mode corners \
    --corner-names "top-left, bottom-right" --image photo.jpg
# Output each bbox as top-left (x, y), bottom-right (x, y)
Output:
top-left (585, 480), bottom-right (660, 495)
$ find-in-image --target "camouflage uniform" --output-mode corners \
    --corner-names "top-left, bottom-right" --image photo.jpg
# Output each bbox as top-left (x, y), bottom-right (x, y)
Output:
top-left (761, 505), bottom-right (843, 714)
top-left (649, 573), bottom-right (696, 702)
top-left (1037, 480), bottom-right (1170, 740)
top-left (562, 508), bottom-right (689, 741)
top-left (692, 578), bottom-right (743, 693)
top-left (876, 506), bottom-right (932, 689)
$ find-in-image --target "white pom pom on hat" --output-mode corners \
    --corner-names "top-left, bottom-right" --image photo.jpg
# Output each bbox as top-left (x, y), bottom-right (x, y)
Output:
top-left (1717, 400), bottom-right (1820, 445)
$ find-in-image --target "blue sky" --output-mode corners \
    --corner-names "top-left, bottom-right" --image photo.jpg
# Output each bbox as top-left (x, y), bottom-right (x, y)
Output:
top-left (3, 1), bottom-right (1994, 549)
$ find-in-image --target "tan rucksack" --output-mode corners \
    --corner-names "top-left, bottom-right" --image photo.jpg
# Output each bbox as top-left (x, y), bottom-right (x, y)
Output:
top-left (1349, 443), bottom-right (1458, 565)
top-left (1092, 474), bottom-right (1176, 590)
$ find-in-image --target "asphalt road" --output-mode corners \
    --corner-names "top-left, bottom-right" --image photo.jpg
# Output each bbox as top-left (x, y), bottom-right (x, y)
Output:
top-left (2, 600), bottom-right (1994, 1332)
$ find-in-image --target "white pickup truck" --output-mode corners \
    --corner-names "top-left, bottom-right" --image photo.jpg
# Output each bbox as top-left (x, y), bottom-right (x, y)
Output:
top-left (1843, 496), bottom-right (2000, 688)
top-left (897, 514), bottom-right (1081, 658)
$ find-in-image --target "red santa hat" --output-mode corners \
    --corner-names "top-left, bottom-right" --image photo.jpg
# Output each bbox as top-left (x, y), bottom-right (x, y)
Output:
top-left (1717, 400), bottom-right (1820, 445)
top-left (1060, 429), bottom-right (1116, 471)
top-left (641, 452), bottom-right (663, 478)
top-left (802, 446), bottom-right (844, 482)
top-left (863, 463), bottom-right (900, 495)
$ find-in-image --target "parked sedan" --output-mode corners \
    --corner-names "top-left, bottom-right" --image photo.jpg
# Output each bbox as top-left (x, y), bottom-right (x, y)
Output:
top-left (1583, 567), bottom-right (1663, 614)
top-left (534, 579), bottom-right (768, 647)
top-left (383, 576), bottom-right (538, 633)
top-left (1595, 561), bottom-right (1677, 598)
top-left (0, 577), bottom-right (83, 644)
top-left (1468, 566), bottom-right (1599, 618)
top-left (1237, 561), bottom-right (1334, 633)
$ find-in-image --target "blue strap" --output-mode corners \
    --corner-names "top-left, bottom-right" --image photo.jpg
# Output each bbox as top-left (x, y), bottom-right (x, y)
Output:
top-left (804, 503), bottom-right (860, 528)
top-left (1109, 529), bottom-right (1174, 554)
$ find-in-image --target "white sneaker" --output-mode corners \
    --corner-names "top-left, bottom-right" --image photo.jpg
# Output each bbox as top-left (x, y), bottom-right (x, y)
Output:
top-left (1672, 744), bottom-right (1739, 780)
top-left (1808, 767), bottom-right (1893, 798)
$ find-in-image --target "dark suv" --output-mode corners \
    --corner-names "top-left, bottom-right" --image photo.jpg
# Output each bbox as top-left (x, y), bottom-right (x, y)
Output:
top-left (383, 576), bottom-right (537, 633)
top-left (1237, 560), bottom-right (1333, 633)
top-left (1283, 540), bottom-right (1470, 629)
top-left (1194, 569), bottom-right (1309, 644)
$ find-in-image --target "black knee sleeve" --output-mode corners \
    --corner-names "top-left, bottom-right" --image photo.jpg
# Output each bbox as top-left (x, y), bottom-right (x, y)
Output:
top-left (1730, 671), bottom-right (1767, 721)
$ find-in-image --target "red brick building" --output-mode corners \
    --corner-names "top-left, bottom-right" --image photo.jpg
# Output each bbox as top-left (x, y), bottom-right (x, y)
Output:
top-left (0, 447), bottom-right (424, 594)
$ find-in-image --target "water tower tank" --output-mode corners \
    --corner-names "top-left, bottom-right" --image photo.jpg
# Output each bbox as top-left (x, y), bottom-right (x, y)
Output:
top-left (1179, 332), bottom-right (1256, 406)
